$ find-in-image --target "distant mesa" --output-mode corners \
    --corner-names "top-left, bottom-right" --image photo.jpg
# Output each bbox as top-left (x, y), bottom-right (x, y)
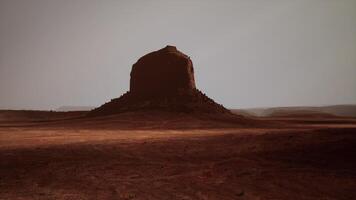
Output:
top-left (56, 106), bottom-right (95, 112)
top-left (89, 45), bottom-right (235, 117)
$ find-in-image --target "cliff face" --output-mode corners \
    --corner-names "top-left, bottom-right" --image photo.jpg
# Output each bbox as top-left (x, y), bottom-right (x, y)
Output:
top-left (130, 45), bottom-right (196, 99)
top-left (89, 46), bottom-right (234, 117)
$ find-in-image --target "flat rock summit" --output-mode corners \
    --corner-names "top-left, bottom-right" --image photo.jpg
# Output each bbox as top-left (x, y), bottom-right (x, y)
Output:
top-left (130, 45), bottom-right (196, 98)
top-left (89, 46), bottom-right (236, 117)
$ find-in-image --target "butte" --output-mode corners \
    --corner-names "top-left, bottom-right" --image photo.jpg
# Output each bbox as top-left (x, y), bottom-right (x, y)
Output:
top-left (88, 45), bottom-right (245, 121)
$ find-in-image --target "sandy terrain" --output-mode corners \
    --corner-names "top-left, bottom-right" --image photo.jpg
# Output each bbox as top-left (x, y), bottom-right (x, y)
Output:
top-left (1, 111), bottom-right (356, 200)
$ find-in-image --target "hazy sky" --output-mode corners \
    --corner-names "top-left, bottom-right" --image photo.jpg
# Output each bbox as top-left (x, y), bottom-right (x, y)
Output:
top-left (0, 0), bottom-right (355, 110)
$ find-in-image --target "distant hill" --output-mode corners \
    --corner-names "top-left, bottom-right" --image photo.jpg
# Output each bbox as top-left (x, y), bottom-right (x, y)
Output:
top-left (232, 105), bottom-right (356, 118)
top-left (56, 106), bottom-right (95, 112)
top-left (0, 110), bottom-right (87, 122)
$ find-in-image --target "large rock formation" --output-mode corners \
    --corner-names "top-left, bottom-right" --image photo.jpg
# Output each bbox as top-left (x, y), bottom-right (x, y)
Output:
top-left (89, 46), bottom-right (234, 116)
top-left (130, 45), bottom-right (196, 98)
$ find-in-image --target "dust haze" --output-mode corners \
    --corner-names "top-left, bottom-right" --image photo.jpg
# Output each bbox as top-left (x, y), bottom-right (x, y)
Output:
top-left (1, 1), bottom-right (356, 200)
top-left (1, 0), bottom-right (356, 110)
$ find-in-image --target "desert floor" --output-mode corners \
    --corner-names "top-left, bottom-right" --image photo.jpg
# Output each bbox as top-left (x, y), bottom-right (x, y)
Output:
top-left (1, 112), bottom-right (356, 200)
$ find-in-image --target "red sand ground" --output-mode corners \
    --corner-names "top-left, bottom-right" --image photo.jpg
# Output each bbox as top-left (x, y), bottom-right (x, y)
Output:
top-left (0, 111), bottom-right (356, 200)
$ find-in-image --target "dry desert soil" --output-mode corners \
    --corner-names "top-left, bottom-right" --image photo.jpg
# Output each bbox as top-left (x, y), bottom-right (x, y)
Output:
top-left (1, 111), bottom-right (356, 200)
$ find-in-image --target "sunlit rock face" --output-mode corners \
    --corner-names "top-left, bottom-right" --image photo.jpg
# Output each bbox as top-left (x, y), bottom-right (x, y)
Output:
top-left (130, 45), bottom-right (196, 98)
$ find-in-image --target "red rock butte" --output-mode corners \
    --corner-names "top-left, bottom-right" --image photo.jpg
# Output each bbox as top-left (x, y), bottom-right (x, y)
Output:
top-left (130, 45), bottom-right (196, 98)
top-left (89, 45), bottom-right (236, 117)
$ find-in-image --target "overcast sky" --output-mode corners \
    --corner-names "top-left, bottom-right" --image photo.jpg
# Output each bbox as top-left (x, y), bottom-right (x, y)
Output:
top-left (0, 0), bottom-right (355, 110)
